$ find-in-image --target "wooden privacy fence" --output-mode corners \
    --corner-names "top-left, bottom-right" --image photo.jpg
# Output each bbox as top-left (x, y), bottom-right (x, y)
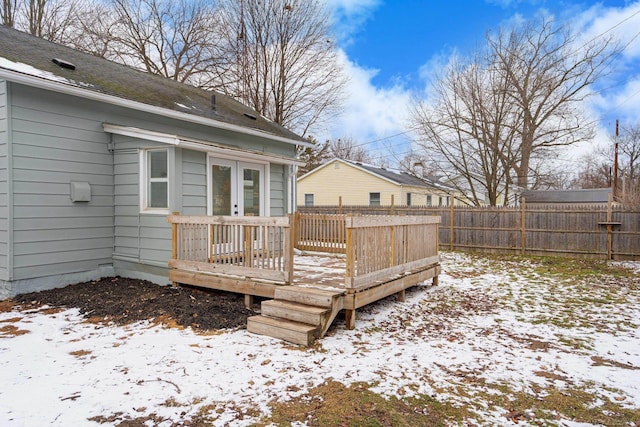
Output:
top-left (298, 201), bottom-right (640, 260)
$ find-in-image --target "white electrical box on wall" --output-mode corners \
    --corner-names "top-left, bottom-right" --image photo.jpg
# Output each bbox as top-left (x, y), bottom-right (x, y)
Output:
top-left (70, 181), bottom-right (91, 202)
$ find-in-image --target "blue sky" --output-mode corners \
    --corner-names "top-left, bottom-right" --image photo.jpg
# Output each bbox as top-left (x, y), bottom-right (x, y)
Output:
top-left (322, 0), bottom-right (640, 166)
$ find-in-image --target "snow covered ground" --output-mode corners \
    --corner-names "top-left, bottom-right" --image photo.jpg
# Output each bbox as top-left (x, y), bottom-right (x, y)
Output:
top-left (1, 252), bottom-right (638, 426)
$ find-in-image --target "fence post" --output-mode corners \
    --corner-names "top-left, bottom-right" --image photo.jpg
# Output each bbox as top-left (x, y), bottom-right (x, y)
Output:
top-left (449, 202), bottom-right (454, 250)
top-left (521, 197), bottom-right (526, 256)
top-left (338, 196), bottom-right (343, 215)
top-left (607, 193), bottom-right (613, 260)
top-left (390, 194), bottom-right (395, 215)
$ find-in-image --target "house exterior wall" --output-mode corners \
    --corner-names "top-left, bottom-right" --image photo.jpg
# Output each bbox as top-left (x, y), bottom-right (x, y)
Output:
top-left (297, 161), bottom-right (454, 206)
top-left (1, 83), bottom-right (115, 296)
top-left (0, 80), bottom-right (8, 285)
top-left (0, 82), bottom-right (296, 296)
top-left (298, 161), bottom-right (399, 205)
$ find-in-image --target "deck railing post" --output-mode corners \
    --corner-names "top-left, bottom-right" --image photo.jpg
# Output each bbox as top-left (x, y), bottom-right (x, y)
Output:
top-left (345, 215), bottom-right (354, 288)
top-left (285, 214), bottom-right (295, 284)
top-left (171, 212), bottom-right (179, 260)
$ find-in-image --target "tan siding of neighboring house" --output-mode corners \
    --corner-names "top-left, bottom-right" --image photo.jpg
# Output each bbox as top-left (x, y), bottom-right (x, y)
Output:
top-left (298, 160), bottom-right (457, 206)
top-left (298, 161), bottom-right (398, 205)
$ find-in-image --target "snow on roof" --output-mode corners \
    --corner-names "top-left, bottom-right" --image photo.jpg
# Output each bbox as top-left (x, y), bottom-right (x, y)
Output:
top-left (0, 57), bottom-right (79, 86)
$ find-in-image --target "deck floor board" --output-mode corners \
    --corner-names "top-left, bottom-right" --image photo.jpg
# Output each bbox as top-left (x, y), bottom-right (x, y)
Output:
top-left (292, 254), bottom-right (346, 290)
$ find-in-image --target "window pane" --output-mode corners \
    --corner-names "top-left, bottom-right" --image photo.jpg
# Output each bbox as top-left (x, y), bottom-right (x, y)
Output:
top-left (149, 150), bottom-right (168, 178)
top-left (212, 165), bottom-right (232, 215)
top-left (149, 182), bottom-right (168, 208)
top-left (304, 194), bottom-right (314, 206)
top-left (243, 168), bottom-right (260, 216)
top-left (369, 192), bottom-right (380, 206)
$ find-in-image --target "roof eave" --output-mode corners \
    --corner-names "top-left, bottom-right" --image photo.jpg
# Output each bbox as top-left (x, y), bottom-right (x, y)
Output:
top-left (0, 67), bottom-right (314, 149)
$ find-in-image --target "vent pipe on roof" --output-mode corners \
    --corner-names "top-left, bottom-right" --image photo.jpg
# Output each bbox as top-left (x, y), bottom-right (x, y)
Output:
top-left (52, 58), bottom-right (75, 70)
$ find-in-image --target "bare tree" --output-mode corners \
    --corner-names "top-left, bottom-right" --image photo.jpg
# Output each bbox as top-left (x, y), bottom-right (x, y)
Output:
top-left (216, 0), bottom-right (347, 136)
top-left (411, 18), bottom-right (619, 205)
top-left (75, 0), bottom-right (227, 87)
top-left (3, 0), bottom-right (81, 42)
top-left (411, 56), bottom-right (518, 206)
top-left (489, 18), bottom-right (618, 188)
top-left (1, 0), bottom-right (18, 26)
top-left (328, 137), bottom-right (371, 163)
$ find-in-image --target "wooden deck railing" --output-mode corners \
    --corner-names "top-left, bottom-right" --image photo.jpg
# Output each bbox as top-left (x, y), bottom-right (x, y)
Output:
top-left (345, 215), bottom-right (440, 290)
top-left (167, 214), bottom-right (294, 284)
top-left (168, 213), bottom-right (440, 291)
top-left (295, 213), bottom-right (346, 253)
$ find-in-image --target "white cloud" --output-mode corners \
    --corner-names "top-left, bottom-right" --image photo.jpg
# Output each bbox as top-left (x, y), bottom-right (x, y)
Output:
top-left (325, 0), bottom-right (381, 45)
top-left (321, 50), bottom-right (413, 159)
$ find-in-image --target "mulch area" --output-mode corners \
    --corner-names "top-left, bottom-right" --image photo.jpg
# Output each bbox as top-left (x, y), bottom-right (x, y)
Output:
top-left (10, 277), bottom-right (259, 330)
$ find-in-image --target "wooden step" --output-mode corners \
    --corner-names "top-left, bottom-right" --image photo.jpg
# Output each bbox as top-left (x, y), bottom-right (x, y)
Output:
top-left (261, 300), bottom-right (329, 326)
top-left (247, 315), bottom-right (318, 346)
top-left (274, 286), bottom-right (343, 308)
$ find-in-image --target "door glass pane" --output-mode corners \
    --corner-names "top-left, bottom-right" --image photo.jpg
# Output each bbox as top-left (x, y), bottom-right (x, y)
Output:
top-left (243, 168), bottom-right (260, 216)
top-left (212, 165), bottom-right (232, 215)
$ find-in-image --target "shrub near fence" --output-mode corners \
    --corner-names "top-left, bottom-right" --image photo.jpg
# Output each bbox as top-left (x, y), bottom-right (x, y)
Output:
top-left (298, 202), bottom-right (640, 260)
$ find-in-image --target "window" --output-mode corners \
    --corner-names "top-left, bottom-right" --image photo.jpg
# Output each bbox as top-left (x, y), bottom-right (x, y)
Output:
top-left (304, 194), bottom-right (314, 206)
top-left (369, 192), bottom-right (381, 206)
top-left (406, 193), bottom-right (412, 206)
top-left (426, 195), bottom-right (432, 206)
top-left (142, 149), bottom-right (169, 211)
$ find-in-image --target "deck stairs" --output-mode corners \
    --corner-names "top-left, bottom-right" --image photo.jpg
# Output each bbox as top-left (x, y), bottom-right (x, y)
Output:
top-left (247, 286), bottom-right (345, 346)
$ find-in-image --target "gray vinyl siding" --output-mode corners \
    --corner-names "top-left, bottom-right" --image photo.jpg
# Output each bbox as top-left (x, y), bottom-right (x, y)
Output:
top-left (112, 138), bottom-right (177, 268)
top-left (0, 80), bottom-right (8, 280)
top-left (181, 150), bottom-right (207, 216)
top-left (9, 84), bottom-right (114, 281)
top-left (270, 163), bottom-right (286, 216)
top-left (3, 81), bottom-right (297, 288)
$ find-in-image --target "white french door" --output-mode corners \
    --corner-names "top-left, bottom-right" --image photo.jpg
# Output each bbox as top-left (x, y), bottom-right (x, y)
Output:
top-left (208, 157), bottom-right (267, 217)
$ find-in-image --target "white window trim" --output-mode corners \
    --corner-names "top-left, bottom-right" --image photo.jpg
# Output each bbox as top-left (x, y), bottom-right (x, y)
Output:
top-left (140, 148), bottom-right (171, 214)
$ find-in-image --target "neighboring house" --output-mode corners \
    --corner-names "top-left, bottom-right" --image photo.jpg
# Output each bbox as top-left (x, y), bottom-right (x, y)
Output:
top-left (0, 26), bottom-right (308, 298)
top-left (297, 158), bottom-right (460, 207)
top-left (522, 188), bottom-right (613, 205)
top-left (436, 173), bottom-right (510, 206)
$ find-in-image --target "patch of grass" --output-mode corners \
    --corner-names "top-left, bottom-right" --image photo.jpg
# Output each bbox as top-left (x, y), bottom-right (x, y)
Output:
top-left (481, 383), bottom-right (640, 427)
top-left (261, 380), bottom-right (468, 426)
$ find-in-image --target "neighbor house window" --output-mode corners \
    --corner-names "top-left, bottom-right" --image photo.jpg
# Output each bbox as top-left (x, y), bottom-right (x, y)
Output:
top-left (304, 193), bottom-right (314, 206)
top-left (369, 192), bottom-right (381, 206)
top-left (426, 195), bottom-right (432, 206)
top-left (142, 148), bottom-right (169, 211)
top-left (406, 193), bottom-right (412, 206)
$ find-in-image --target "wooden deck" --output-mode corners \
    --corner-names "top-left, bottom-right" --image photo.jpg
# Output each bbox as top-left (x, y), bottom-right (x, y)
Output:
top-left (167, 213), bottom-right (440, 345)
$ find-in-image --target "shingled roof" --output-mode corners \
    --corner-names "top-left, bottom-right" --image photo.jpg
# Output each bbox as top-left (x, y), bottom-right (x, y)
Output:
top-left (0, 25), bottom-right (304, 143)
top-left (310, 158), bottom-right (456, 192)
